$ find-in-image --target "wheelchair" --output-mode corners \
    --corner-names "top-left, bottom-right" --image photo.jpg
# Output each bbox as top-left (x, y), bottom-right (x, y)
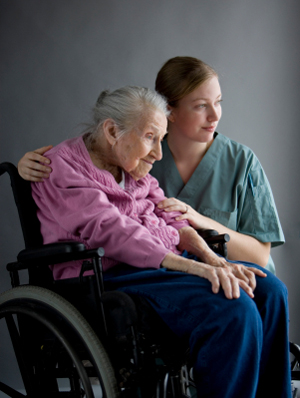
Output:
top-left (0, 162), bottom-right (299, 398)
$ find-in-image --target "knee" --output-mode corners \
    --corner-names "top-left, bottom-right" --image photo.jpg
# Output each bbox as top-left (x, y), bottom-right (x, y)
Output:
top-left (189, 295), bottom-right (264, 377)
top-left (255, 273), bottom-right (289, 309)
top-left (228, 294), bottom-right (263, 334)
top-left (191, 294), bottom-right (263, 349)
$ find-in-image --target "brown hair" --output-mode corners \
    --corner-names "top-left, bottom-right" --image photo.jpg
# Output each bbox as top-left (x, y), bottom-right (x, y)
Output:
top-left (155, 56), bottom-right (218, 107)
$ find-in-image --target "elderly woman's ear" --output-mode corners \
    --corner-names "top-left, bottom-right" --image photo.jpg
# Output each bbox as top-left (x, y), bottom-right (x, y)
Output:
top-left (102, 119), bottom-right (119, 146)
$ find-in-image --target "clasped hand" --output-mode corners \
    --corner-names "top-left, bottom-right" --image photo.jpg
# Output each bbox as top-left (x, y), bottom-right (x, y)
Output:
top-left (162, 226), bottom-right (267, 300)
top-left (163, 251), bottom-right (266, 300)
top-left (199, 259), bottom-right (266, 300)
top-left (158, 197), bottom-right (209, 230)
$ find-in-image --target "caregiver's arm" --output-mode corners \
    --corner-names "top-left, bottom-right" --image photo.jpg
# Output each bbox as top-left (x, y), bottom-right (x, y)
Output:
top-left (158, 198), bottom-right (271, 267)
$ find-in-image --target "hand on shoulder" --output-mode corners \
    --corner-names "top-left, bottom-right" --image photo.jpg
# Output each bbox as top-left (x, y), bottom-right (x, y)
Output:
top-left (18, 145), bottom-right (53, 182)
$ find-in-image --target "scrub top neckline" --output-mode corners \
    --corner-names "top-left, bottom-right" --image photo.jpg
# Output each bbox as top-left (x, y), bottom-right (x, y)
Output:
top-left (163, 133), bottom-right (228, 198)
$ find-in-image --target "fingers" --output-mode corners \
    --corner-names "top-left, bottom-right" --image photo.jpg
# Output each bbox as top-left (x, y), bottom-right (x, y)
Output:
top-left (217, 268), bottom-right (241, 299)
top-left (182, 259), bottom-right (263, 301)
top-left (206, 269), bottom-right (221, 295)
top-left (238, 280), bottom-right (255, 298)
top-left (189, 262), bottom-right (256, 300)
top-left (247, 267), bottom-right (267, 278)
top-left (225, 264), bottom-right (268, 298)
top-left (18, 160), bottom-right (51, 181)
top-left (207, 266), bottom-right (258, 299)
top-left (229, 263), bottom-right (253, 289)
top-left (18, 147), bottom-right (53, 181)
top-left (157, 197), bottom-right (187, 213)
top-left (204, 267), bottom-right (240, 299)
top-left (27, 153), bottom-right (51, 165)
top-left (26, 146), bottom-right (53, 165)
top-left (228, 263), bottom-right (267, 291)
top-left (243, 268), bottom-right (257, 290)
top-left (157, 198), bottom-right (202, 229)
top-left (244, 267), bottom-right (266, 291)
top-left (34, 145), bottom-right (53, 156)
top-left (219, 269), bottom-right (256, 299)
top-left (28, 159), bottom-right (52, 173)
top-left (22, 169), bottom-right (51, 182)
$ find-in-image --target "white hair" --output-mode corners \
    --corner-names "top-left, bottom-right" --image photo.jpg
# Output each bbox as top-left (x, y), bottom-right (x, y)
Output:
top-left (85, 86), bottom-right (169, 141)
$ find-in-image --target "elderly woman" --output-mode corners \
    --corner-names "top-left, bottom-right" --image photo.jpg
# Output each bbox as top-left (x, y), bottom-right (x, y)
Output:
top-left (30, 86), bottom-right (290, 397)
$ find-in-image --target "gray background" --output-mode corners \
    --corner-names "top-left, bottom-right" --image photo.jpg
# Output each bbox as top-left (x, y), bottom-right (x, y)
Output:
top-left (1, 0), bottom-right (299, 391)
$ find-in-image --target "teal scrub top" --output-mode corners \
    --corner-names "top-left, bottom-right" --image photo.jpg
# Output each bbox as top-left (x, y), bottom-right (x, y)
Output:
top-left (151, 133), bottom-right (285, 274)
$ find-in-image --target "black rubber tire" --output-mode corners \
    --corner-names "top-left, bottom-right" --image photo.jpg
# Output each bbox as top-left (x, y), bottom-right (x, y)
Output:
top-left (0, 285), bottom-right (120, 398)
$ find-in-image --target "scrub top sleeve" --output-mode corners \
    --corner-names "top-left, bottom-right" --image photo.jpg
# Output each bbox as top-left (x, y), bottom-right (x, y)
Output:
top-left (237, 157), bottom-right (285, 247)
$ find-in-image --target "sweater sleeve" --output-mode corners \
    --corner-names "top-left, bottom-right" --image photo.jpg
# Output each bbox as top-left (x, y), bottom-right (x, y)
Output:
top-left (32, 154), bottom-right (170, 270)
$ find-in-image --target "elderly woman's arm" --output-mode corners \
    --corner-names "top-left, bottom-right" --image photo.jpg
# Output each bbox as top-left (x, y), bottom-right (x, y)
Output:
top-left (135, 175), bottom-right (266, 299)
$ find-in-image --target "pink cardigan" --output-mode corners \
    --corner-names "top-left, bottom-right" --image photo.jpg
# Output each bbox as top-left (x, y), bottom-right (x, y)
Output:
top-left (31, 136), bottom-right (189, 280)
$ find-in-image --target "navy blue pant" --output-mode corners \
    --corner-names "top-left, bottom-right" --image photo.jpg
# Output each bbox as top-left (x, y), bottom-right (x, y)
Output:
top-left (104, 260), bottom-right (291, 398)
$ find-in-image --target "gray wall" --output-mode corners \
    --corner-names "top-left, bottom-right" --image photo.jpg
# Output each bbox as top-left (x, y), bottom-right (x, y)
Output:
top-left (1, 0), bottom-right (299, 390)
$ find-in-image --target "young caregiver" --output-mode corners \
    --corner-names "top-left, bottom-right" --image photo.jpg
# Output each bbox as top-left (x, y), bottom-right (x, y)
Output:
top-left (17, 56), bottom-right (284, 273)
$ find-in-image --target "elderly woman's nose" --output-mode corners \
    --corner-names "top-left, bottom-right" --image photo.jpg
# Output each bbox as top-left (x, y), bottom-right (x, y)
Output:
top-left (152, 142), bottom-right (163, 160)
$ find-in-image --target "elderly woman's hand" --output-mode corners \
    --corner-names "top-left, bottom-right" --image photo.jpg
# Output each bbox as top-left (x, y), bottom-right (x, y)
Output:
top-left (161, 252), bottom-right (263, 299)
top-left (18, 146), bottom-right (53, 182)
top-left (174, 227), bottom-right (267, 296)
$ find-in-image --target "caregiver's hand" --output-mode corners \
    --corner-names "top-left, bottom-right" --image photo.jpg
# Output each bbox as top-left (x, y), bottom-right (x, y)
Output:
top-left (158, 197), bottom-right (211, 230)
top-left (18, 146), bottom-right (53, 182)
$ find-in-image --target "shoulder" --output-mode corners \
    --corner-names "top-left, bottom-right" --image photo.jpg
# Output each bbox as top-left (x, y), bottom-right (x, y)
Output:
top-left (46, 136), bottom-right (98, 177)
top-left (216, 132), bottom-right (253, 155)
top-left (41, 136), bottom-right (117, 188)
top-left (46, 136), bottom-right (86, 162)
top-left (216, 133), bottom-right (260, 167)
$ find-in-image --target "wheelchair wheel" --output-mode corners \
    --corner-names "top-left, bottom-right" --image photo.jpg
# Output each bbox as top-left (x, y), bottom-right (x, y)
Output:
top-left (0, 285), bottom-right (119, 398)
top-left (290, 342), bottom-right (300, 382)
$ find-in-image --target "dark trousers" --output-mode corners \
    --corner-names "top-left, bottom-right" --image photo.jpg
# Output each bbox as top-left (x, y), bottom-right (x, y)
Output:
top-left (104, 259), bottom-right (291, 398)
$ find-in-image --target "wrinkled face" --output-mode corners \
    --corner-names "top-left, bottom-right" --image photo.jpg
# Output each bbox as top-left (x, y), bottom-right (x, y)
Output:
top-left (114, 110), bottom-right (167, 180)
top-left (169, 76), bottom-right (222, 143)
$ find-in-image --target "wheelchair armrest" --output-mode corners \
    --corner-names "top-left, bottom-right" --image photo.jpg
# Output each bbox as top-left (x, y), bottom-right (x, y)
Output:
top-left (197, 229), bottom-right (230, 258)
top-left (197, 229), bottom-right (230, 244)
top-left (16, 241), bottom-right (104, 267)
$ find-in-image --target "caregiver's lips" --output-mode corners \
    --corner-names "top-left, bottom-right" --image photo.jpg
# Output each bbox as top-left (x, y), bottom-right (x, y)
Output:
top-left (202, 125), bottom-right (216, 132)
